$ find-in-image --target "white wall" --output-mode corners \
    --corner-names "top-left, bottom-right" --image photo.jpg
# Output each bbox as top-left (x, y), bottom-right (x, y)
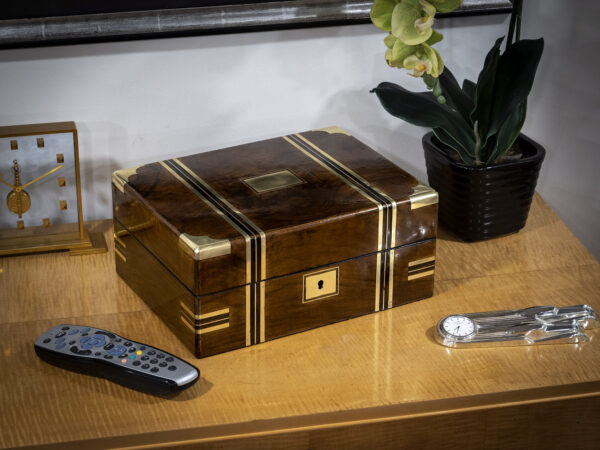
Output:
top-left (0, 0), bottom-right (598, 259)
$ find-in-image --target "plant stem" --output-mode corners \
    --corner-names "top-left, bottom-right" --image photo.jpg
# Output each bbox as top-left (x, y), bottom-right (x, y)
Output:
top-left (506, 0), bottom-right (522, 48)
top-left (515, 0), bottom-right (523, 41)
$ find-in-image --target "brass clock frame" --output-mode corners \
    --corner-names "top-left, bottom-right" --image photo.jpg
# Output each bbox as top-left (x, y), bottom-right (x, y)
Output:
top-left (0, 121), bottom-right (106, 256)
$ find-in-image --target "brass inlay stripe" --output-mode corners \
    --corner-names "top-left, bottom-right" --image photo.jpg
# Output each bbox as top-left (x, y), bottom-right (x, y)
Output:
top-left (196, 322), bottom-right (230, 335)
top-left (181, 317), bottom-right (195, 333)
top-left (180, 302), bottom-right (231, 335)
top-left (197, 307), bottom-right (230, 321)
top-left (167, 159), bottom-right (266, 346)
top-left (295, 134), bottom-right (399, 310)
top-left (409, 256), bottom-right (436, 267)
top-left (180, 317), bottom-right (230, 335)
top-left (287, 134), bottom-right (399, 312)
top-left (199, 315), bottom-right (229, 327)
top-left (283, 135), bottom-right (386, 312)
top-left (408, 270), bottom-right (435, 281)
top-left (114, 247), bottom-right (126, 262)
top-left (387, 249), bottom-right (395, 309)
top-left (113, 233), bottom-right (126, 249)
top-left (180, 301), bottom-right (195, 321)
top-left (163, 161), bottom-right (253, 346)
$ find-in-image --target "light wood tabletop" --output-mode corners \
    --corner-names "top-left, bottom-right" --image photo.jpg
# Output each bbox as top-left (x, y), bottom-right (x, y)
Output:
top-left (1, 194), bottom-right (599, 449)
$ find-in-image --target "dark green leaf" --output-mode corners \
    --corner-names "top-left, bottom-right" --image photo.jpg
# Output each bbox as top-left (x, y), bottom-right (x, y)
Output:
top-left (371, 82), bottom-right (475, 152)
top-left (471, 37), bottom-right (504, 141)
top-left (485, 101), bottom-right (527, 164)
top-left (439, 67), bottom-right (474, 126)
top-left (485, 38), bottom-right (544, 142)
top-left (433, 128), bottom-right (475, 164)
top-left (462, 79), bottom-right (476, 104)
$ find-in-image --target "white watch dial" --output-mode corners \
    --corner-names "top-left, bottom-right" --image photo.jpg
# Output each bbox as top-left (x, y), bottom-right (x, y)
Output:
top-left (442, 315), bottom-right (475, 337)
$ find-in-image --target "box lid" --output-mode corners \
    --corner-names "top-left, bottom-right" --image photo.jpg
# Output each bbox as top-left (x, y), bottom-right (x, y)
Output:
top-left (112, 127), bottom-right (437, 296)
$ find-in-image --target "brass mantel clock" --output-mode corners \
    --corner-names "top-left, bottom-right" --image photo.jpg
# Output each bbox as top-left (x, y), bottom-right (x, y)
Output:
top-left (0, 121), bottom-right (106, 256)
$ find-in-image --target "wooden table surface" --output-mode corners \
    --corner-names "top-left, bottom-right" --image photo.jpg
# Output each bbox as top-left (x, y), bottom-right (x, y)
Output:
top-left (1, 194), bottom-right (599, 449)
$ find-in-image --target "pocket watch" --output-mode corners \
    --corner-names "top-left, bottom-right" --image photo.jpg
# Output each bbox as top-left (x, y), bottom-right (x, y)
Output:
top-left (0, 121), bottom-right (106, 256)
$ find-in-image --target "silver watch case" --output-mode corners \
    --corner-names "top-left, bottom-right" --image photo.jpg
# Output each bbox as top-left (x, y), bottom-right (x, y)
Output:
top-left (436, 304), bottom-right (599, 348)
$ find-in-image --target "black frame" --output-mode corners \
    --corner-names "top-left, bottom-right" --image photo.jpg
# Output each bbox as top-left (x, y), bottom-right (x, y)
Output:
top-left (0, 0), bottom-right (512, 49)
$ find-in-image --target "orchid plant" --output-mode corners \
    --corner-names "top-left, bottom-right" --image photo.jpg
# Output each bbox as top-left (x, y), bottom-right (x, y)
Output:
top-left (369, 0), bottom-right (544, 166)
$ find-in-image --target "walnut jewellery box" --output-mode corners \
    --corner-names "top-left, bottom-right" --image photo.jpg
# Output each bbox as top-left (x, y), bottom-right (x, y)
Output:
top-left (112, 127), bottom-right (438, 358)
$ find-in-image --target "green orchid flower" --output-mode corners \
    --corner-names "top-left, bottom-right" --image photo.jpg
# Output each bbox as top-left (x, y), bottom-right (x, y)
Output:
top-left (371, 0), bottom-right (460, 79)
top-left (428, 0), bottom-right (464, 14)
top-left (391, 0), bottom-right (436, 45)
top-left (385, 36), bottom-right (444, 78)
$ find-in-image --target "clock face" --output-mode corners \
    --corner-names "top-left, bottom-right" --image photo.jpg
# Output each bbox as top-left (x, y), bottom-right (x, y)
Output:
top-left (0, 132), bottom-right (80, 238)
top-left (442, 315), bottom-right (476, 338)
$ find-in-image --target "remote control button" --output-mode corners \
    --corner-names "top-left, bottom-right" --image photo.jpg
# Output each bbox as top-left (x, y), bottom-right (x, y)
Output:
top-left (80, 327), bottom-right (91, 333)
top-left (81, 333), bottom-right (88, 336)
top-left (61, 326), bottom-right (70, 331)
top-left (128, 347), bottom-right (136, 353)
top-left (109, 345), bottom-right (127, 355)
top-left (68, 329), bottom-right (78, 335)
top-left (69, 341), bottom-right (76, 345)
top-left (166, 357), bottom-right (174, 362)
top-left (129, 355), bottom-right (135, 360)
top-left (133, 361), bottom-right (141, 366)
top-left (80, 335), bottom-right (105, 350)
top-left (70, 346), bottom-right (91, 355)
top-left (95, 352), bottom-right (101, 356)
top-left (56, 337), bottom-right (65, 343)
top-left (156, 353), bottom-right (164, 359)
top-left (55, 331), bottom-right (66, 338)
top-left (136, 350), bottom-right (142, 355)
top-left (121, 359), bottom-right (127, 364)
top-left (148, 350), bottom-right (156, 356)
top-left (140, 346), bottom-right (146, 350)
top-left (168, 365), bottom-right (176, 371)
top-left (104, 354), bottom-right (113, 359)
top-left (104, 343), bottom-right (114, 351)
top-left (43, 338), bottom-right (51, 343)
top-left (56, 342), bottom-right (66, 350)
top-left (94, 331), bottom-right (116, 339)
top-left (115, 338), bottom-right (122, 342)
top-left (159, 362), bottom-right (167, 368)
top-left (141, 364), bottom-right (150, 369)
top-left (123, 341), bottom-right (132, 347)
top-left (141, 356), bottom-right (149, 361)
top-left (150, 359), bottom-right (158, 364)
top-left (151, 367), bottom-right (159, 373)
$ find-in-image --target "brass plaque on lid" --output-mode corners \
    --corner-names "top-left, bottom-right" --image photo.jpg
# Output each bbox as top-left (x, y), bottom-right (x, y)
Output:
top-left (243, 169), bottom-right (304, 193)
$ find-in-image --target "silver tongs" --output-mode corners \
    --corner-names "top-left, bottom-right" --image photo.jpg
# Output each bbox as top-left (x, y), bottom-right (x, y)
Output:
top-left (436, 304), bottom-right (599, 348)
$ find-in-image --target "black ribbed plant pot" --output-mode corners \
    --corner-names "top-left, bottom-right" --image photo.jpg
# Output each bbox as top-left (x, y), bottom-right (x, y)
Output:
top-left (423, 132), bottom-right (545, 242)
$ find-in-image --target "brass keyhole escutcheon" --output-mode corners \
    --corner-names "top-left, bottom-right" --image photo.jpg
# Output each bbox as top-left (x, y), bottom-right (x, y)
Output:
top-left (318, 280), bottom-right (324, 290)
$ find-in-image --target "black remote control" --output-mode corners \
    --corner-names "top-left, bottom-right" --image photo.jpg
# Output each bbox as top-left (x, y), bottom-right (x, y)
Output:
top-left (34, 324), bottom-right (200, 395)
